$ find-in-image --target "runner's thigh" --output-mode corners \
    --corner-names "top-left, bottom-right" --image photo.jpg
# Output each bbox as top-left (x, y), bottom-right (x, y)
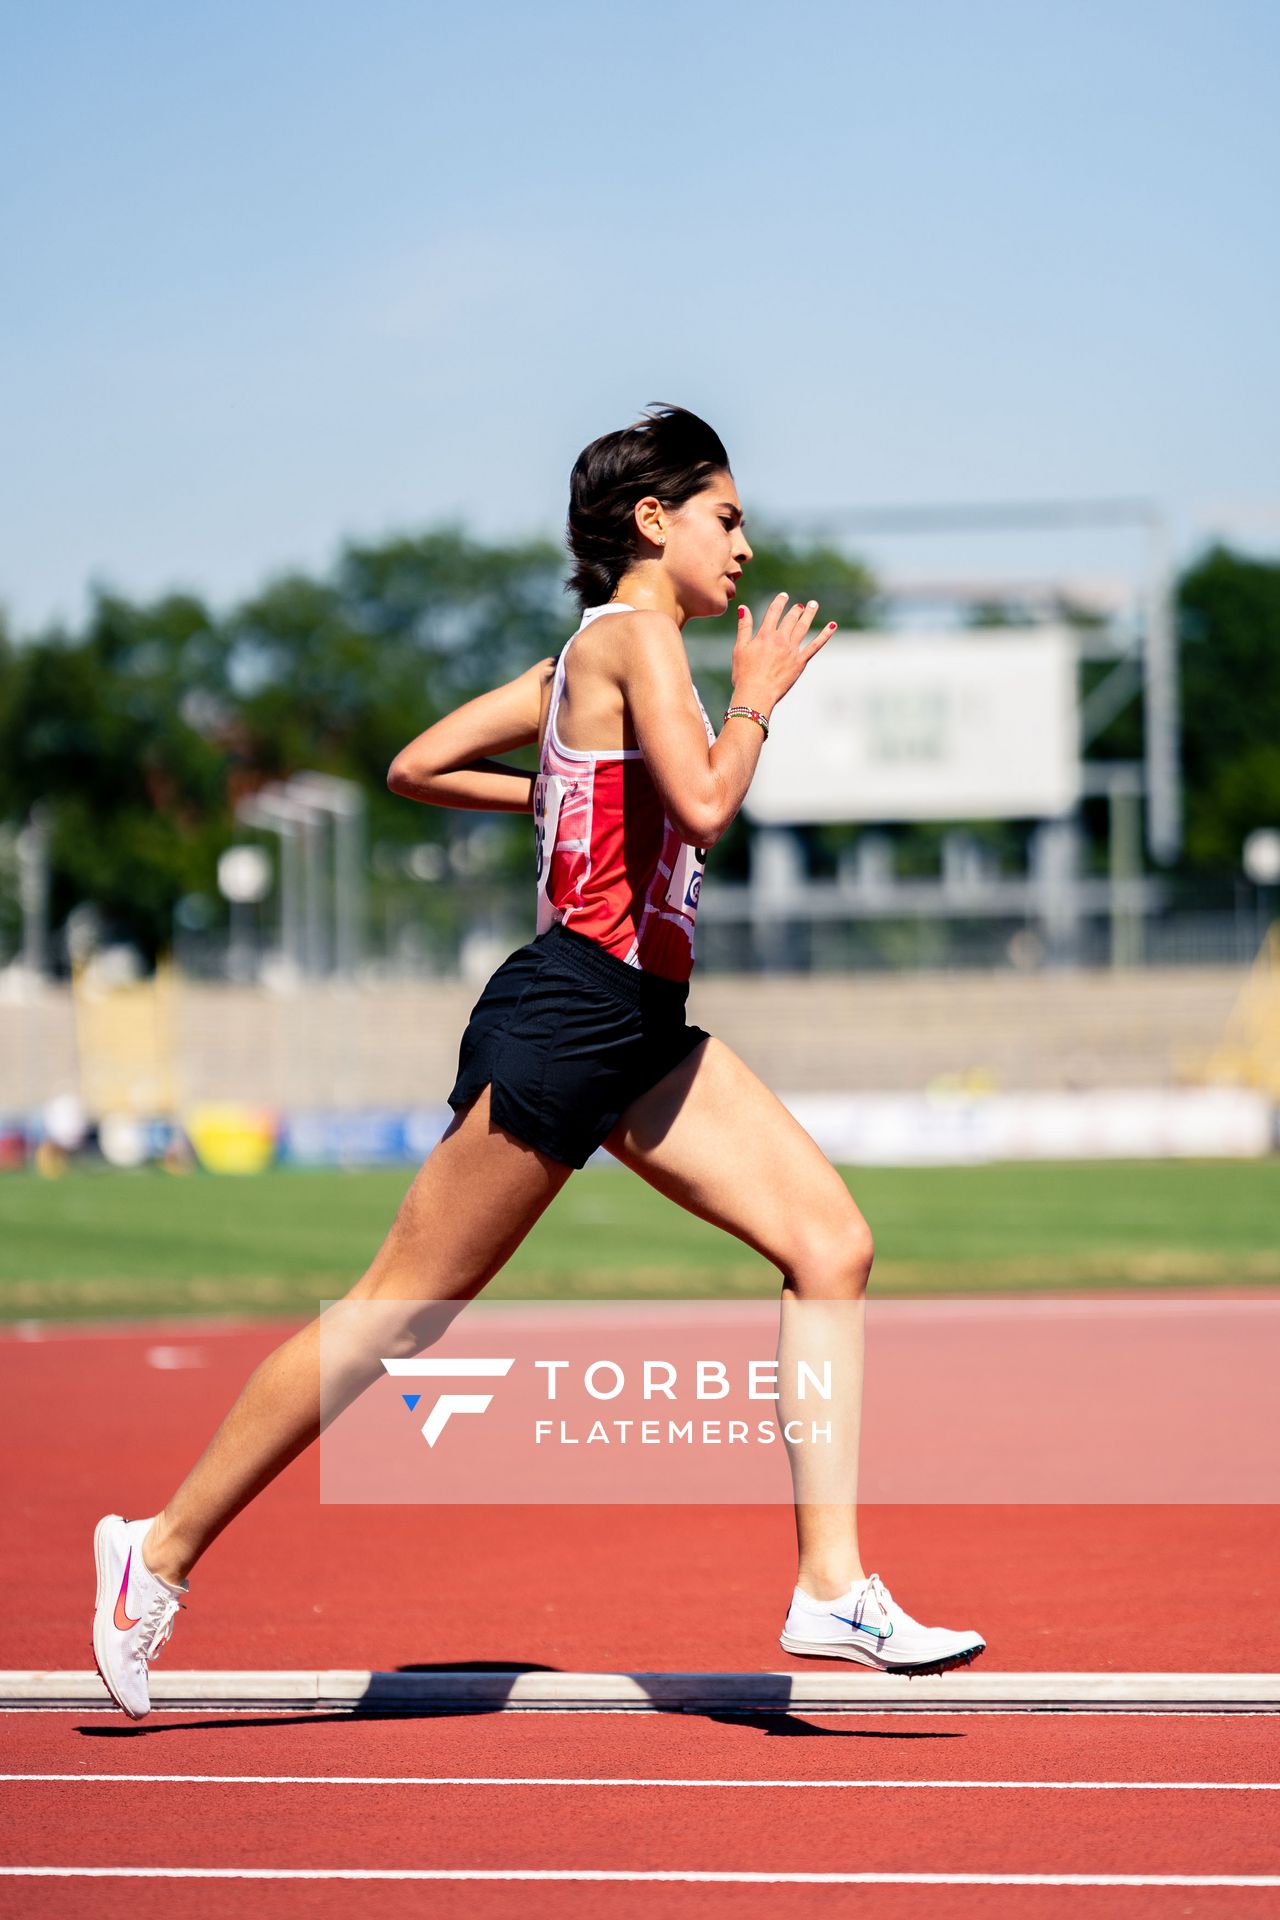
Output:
top-left (605, 1037), bottom-right (872, 1287)
top-left (351, 1085), bottom-right (573, 1303)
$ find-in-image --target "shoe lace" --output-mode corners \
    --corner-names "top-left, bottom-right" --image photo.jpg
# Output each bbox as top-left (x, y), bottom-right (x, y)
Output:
top-left (856, 1573), bottom-right (895, 1637)
top-left (139, 1594), bottom-right (183, 1665)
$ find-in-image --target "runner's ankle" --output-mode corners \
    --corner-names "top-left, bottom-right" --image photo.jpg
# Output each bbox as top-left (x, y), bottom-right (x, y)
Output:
top-left (797, 1568), bottom-right (867, 1602)
top-left (141, 1520), bottom-right (189, 1590)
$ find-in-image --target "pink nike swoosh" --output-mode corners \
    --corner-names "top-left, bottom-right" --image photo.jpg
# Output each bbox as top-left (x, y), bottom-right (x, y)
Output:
top-left (113, 1547), bottom-right (141, 1631)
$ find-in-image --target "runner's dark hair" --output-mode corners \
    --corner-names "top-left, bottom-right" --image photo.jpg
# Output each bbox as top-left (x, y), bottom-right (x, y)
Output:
top-left (566, 404), bottom-right (731, 610)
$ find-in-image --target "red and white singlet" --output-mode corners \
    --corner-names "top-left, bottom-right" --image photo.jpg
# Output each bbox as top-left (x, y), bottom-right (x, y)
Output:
top-left (533, 603), bottom-right (716, 984)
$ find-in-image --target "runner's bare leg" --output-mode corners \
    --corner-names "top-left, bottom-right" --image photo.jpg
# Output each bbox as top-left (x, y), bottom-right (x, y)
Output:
top-left (143, 1089), bottom-right (571, 1586)
top-left (607, 1038), bottom-right (872, 1599)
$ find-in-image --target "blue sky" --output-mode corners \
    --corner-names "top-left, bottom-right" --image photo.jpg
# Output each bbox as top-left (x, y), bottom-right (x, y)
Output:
top-left (2, 0), bottom-right (1277, 633)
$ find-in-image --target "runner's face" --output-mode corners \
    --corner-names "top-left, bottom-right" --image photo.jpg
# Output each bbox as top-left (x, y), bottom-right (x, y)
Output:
top-left (665, 473), bottom-right (754, 617)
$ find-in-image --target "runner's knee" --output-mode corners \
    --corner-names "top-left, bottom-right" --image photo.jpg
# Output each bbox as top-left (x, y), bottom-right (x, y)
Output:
top-left (787, 1212), bottom-right (875, 1300)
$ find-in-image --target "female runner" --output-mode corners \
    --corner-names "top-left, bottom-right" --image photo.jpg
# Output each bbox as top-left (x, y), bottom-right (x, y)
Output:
top-left (92, 405), bottom-right (984, 1717)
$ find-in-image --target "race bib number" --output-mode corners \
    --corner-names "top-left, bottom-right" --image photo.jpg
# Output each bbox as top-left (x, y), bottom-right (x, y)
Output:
top-left (665, 839), bottom-right (706, 919)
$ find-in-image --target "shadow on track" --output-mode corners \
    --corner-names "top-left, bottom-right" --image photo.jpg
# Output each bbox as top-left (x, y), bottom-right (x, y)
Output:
top-left (76, 1658), bottom-right (964, 1741)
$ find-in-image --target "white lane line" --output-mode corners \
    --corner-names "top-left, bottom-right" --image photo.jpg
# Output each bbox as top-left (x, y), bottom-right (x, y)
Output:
top-left (2, 1773), bottom-right (1277, 1791)
top-left (2, 1868), bottom-right (1278, 1887)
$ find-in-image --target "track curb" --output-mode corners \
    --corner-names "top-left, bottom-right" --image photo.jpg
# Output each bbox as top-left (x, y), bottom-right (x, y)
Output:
top-left (2, 1670), bottom-right (1277, 1713)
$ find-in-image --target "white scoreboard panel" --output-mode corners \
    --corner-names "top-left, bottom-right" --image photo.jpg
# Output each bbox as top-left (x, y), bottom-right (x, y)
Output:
top-left (743, 629), bottom-right (1081, 823)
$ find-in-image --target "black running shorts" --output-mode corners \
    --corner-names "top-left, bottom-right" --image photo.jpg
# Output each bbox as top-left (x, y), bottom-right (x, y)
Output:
top-left (447, 922), bottom-right (711, 1169)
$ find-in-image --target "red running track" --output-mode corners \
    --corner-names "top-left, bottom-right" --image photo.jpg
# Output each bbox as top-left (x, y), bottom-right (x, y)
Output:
top-left (2, 1315), bottom-right (1278, 1918)
top-left (3, 1315), bottom-right (1276, 1673)
top-left (2, 1712), bottom-right (1279, 1918)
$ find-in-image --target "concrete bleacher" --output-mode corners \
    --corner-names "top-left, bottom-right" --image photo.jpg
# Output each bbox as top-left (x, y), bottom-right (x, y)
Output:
top-left (0, 966), bottom-right (1249, 1114)
top-left (689, 968), bottom-right (1246, 1095)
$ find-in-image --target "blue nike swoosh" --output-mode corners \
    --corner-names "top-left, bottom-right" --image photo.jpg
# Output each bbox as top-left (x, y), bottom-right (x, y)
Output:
top-left (831, 1613), bottom-right (893, 1640)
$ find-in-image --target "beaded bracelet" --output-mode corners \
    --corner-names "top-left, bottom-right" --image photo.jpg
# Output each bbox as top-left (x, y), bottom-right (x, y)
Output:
top-left (723, 704), bottom-right (770, 739)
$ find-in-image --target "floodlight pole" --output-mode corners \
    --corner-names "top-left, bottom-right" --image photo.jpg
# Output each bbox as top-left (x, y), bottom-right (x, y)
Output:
top-left (16, 806), bottom-right (50, 980)
top-left (238, 775), bottom-right (367, 985)
top-left (236, 787), bottom-right (322, 981)
top-left (301, 806), bottom-right (327, 978)
top-left (1142, 514), bottom-right (1181, 864)
top-left (279, 810), bottom-right (303, 977)
top-left (1090, 764), bottom-right (1147, 967)
top-left (286, 774), bottom-right (366, 982)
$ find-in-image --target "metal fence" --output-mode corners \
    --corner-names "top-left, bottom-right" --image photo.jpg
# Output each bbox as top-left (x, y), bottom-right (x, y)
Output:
top-left (153, 899), bottom-right (1267, 984)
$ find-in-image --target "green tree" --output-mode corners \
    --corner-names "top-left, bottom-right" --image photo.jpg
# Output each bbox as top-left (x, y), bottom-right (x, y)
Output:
top-left (222, 530), bottom-right (569, 895)
top-left (1177, 546), bottom-right (1280, 875)
top-left (0, 592), bottom-right (229, 959)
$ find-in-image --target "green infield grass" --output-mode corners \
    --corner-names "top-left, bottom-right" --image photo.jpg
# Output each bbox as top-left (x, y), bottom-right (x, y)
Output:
top-left (1, 1157), bottom-right (1278, 1317)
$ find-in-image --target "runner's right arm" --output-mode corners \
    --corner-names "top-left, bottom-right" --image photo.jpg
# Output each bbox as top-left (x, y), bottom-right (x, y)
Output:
top-left (617, 596), bottom-right (835, 847)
